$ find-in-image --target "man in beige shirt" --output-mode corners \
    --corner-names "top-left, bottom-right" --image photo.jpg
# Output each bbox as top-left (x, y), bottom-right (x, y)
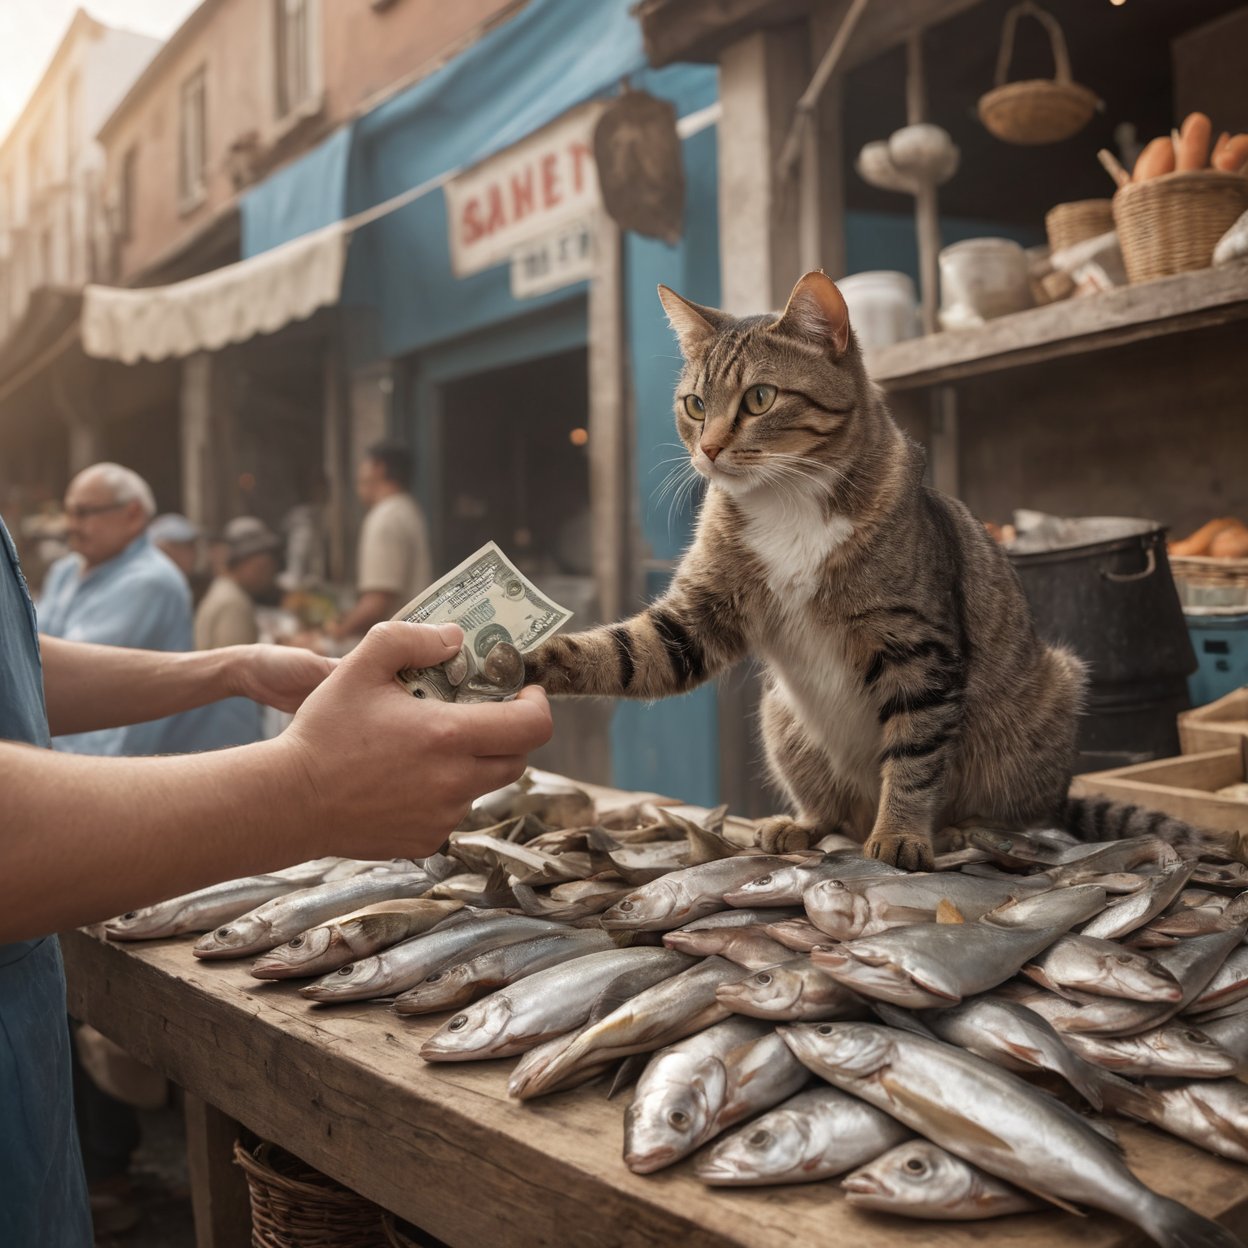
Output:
top-left (195, 518), bottom-right (283, 650)
top-left (326, 441), bottom-right (430, 644)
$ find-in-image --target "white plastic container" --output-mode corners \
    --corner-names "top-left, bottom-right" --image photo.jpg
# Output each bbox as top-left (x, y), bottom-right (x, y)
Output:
top-left (838, 271), bottom-right (919, 350)
top-left (938, 238), bottom-right (1033, 329)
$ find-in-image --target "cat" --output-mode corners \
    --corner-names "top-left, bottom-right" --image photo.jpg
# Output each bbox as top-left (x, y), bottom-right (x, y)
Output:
top-left (523, 270), bottom-right (1180, 869)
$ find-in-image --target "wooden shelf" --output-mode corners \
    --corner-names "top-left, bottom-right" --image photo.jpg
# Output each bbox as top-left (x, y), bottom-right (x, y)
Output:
top-left (866, 260), bottom-right (1248, 392)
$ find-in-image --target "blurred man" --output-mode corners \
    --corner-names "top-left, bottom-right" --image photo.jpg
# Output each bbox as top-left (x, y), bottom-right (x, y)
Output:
top-left (39, 464), bottom-right (192, 756)
top-left (325, 441), bottom-right (430, 644)
top-left (148, 513), bottom-right (200, 580)
top-left (196, 517), bottom-right (283, 650)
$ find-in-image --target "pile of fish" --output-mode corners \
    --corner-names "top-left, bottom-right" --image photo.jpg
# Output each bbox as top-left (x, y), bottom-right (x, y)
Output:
top-left (105, 772), bottom-right (1248, 1246)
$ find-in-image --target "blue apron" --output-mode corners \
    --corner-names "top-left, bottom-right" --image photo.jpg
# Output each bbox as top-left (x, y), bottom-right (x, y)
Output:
top-left (0, 517), bottom-right (92, 1246)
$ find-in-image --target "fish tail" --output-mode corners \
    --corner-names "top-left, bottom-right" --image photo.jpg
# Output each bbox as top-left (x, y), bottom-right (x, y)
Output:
top-left (1063, 797), bottom-right (1246, 861)
top-left (1140, 1197), bottom-right (1246, 1248)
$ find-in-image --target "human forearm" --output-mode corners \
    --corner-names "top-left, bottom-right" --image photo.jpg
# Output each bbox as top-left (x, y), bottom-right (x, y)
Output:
top-left (327, 590), bottom-right (398, 641)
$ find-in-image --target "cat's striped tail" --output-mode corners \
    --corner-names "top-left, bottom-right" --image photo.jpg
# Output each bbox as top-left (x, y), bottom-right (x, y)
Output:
top-left (1063, 795), bottom-right (1247, 862)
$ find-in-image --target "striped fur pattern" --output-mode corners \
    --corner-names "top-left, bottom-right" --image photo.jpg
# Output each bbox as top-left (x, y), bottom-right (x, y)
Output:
top-left (525, 272), bottom-right (1087, 870)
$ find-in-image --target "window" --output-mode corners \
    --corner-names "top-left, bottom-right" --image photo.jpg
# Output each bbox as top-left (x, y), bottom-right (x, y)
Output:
top-left (274, 0), bottom-right (319, 119)
top-left (179, 68), bottom-right (208, 208)
top-left (118, 146), bottom-right (138, 242)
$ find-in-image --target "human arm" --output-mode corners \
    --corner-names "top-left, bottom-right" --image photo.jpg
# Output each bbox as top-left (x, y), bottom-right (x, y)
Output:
top-left (324, 589), bottom-right (398, 642)
top-left (1, 622), bottom-right (553, 942)
top-left (39, 635), bottom-right (336, 736)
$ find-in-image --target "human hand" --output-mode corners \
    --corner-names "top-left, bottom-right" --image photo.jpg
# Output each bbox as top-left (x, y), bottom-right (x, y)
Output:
top-left (226, 644), bottom-right (337, 712)
top-left (276, 621), bottom-right (553, 858)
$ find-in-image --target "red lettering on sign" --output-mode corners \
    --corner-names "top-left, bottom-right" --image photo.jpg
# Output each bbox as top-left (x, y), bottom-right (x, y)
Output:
top-left (511, 169), bottom-right (535, 220)
top-left (461, 199), bottom-right (484, 245)
top-left (484, 183), bottom-right (506, 234)
top-left (541, 153), bottom-right (561, 208)
top-left (570, 142), bottom-right (593, 194)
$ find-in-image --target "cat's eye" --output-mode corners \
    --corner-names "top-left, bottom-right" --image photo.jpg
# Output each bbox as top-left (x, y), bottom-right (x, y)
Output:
top-left (683, 394), bottom-right (706, 421)
top-left (742, 384), bottom-right (777, 415)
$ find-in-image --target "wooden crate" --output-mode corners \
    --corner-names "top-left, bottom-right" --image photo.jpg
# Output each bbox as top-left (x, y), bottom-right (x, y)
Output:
top-left (1071, 741), bottom-right (1248, 846)
top-left (1179, 686), bottom-right (1248, 754)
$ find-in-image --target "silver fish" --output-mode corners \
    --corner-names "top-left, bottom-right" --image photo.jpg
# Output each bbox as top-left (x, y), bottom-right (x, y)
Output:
top-left (676, 907), bottom-right (801, 932)
top-left (191, 872), bottom-right (433, 959)
top-left (662, 927), bottom-right (794, 969)
top-left (1049, 836), bottom-right (1182, 878)
top-left (299, 913), bottom-right (563, 1002)
top-left (624, 1021), bottom-right (808, 1173)
top-left (392, 929), bottom-right (615, 1014)
top-left (925, 997), bottom-right (1112, 1110)
top-left (1185, 946), bottom-right (1248, 1017)
top-left (723, 856), bottom-right (899, 908)
top-left (1112, 1078), bottom-right (1248, 1165)
top-left (250, 898), bottom-right (465, 979)
top-left (420, 948), bottom-right (682, 1061)
top-left (450, 831), bottom-right (589, 886)
top-left (1063, 1022), bottom-right (1242, 1079)
top-left (600, 857), bottom-right (793, 931)
top-left (508, 956), bottom-right (747, 1099)
top-left (1080, 861), bottom-right (1196, 941)
top-left (1023, 933), bottom-right (1182, 1002)
top-left (1196, 1011), bottom-right (1248, 1067)
top-left (764, 917), bottom-right (826, 953)
top-left (842, 1139), bottom-right (1041, 1220)
top-left (105, 874), bottom-right (302, 941)
top-left (813, 887), bottom-right (1105, 1009)
top-left (697, 1085), bottom-right (909, 1186)
top-left (716, 958), bottom-right (864, 1023)
top-left (1190, 862), bottom-right (1248, 892)
top-left (783, 1022), bottom-right (1243, 1247)
top-left (472, 771), bottom-right (594, 827)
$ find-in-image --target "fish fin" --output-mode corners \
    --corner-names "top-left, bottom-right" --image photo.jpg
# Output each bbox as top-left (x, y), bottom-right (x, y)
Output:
top-left (878, 1074), bottom-right (1014, 1154)
top-left (1029, 1190), bottom-right (1089, 1218)
top-left (607, 1053), bottom-right (648, 1099)
top-left (936, 899), bottom-right (966, 925)
top-left (1081, 1114), bottom-right (1122, 1150)
top-left (906, 968), bottom-right (962, 1002)
top-left (872, 1003), bottom-right (937, 1038)
top-left (684, 824), bottom-right (736, 866)
top-left (1000, 1040), bottom-right (1046, 1067)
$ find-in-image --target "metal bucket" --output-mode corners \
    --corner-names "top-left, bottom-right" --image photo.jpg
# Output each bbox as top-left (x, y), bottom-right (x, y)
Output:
top-left (1008, 516), bottom-right (1196, 768)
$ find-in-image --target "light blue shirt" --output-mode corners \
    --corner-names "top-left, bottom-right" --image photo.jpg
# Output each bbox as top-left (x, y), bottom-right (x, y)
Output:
top-left (39, 532), bottom-right (193, 756)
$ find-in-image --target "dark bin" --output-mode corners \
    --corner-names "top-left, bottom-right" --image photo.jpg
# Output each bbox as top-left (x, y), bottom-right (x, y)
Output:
top-left (1007, 517), bottom-right (1197, 772)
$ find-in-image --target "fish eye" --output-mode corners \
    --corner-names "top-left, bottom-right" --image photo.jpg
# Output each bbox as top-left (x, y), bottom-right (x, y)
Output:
top-left (426, 972), bottom-right (444, 983)
top-left (683, 394), bottom-right (706, 421)
top-left (748, 1129), bottom-right (772, 1149)
top-left (216, 927), bottom-right (231, 938)
top-left (618, 900), bottom-right (634, 912)
top-left (754, 875), bottom-right (772, 886)
top-left (668, 1109), bottom-right (690, 1129)
top-left (741, 383), bottom-right (777, 416)
top-left (817, 1024), bottom-right (835, 1036)
top-left (289, 937), bottom-right (304, 948)
top-left (449, 1015), bottom-right (468, 1031)
top-left (122, 912), bottom-right (137, 921)
top-left (904, 1157), bottom-right (928, 1175)
top-left (337, 964), bottom-right (355, 975)
top-left (1185, 1030), bottom-right (1212, 1044)
top-left (754, 974), bottom-right (773, 986)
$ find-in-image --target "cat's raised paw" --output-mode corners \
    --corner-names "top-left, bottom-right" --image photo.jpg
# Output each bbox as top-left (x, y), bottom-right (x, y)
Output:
top-left (756, 817), bottom-right (816, 854)
top-left (864, 830), bottom-right (934, 872)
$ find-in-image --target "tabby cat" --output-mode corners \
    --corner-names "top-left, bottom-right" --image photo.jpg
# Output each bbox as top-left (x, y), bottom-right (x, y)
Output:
top-left (524, 271), bottom-right (1156, 869)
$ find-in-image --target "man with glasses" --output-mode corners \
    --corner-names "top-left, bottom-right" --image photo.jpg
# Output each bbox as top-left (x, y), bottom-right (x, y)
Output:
top-left (39, 463), bottom-right (194, 757)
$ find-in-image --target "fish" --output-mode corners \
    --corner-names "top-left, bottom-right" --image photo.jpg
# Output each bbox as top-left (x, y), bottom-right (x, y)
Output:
top-left (923, 997), bottom-right (1113, 1110)
top-left (471, 771), bottom-right (595, 827)
top-left (968, 828), bottom-right (1068, 870)
top-left (105, 874), bottom-right (304, 941)
top-left (1133, 904), bottom-right (1240, 947)
top-left (722, 856), bottom-right (899, 909)
top-left (715, 959), bottom-right (865, 1023)
top-left (249, 899), bottom-right (465, 979)
top-left (676, 907), bottom-right (801, 932)
top-left (802, 871), bottom-right (1047, 942)
top-left (392, 929), bottom-right (616, 1015)
top-left (1190, 862), bottom-right (1248, 892)
top-left (1048, 837), bottom-right (1183, 883)
top-left (662, 927), bottom-right (794, 969)
top-left (841, 1139), bottom-right (1042, 1220)
top-left (1022, 933), bottom-right (1182, 1002)
top-left (783, 1022), bottom-right (1245, 1248)
top-left (1062, 1022), bottom-right (1243, 1079)
top-left (763, 918), bottom-right (826, 953)
top-left (508, 956), bottom-right (749, 1099)
top-left (1196, 1011), bottom-right (1248, 1068)
top-left (1185, 946), bottom-right (1248, 1017)
top-left (600, 857), bottom-right (793, 931)
top-left (299, 913), bottom-right (564, 1002)
top-left (1110, 1078), bottom-right (1248, 1165)
top-left (191, 872), bottom-right (435, 959)
top-left (420, 948), bottom-right (687, 1061)
top-left (696, 1085), bottom-right (910, 1186)
top-left (448, 831), bottom-right (588, 886)
top-left (624, 1021), bottom-right (808, 1173)
top-left (509, 882), bottom-right (631, 922)
top-left (812, 887), bottom-right (1105, 1009)
top-left (1079, 862), bottom-right (1196, 941)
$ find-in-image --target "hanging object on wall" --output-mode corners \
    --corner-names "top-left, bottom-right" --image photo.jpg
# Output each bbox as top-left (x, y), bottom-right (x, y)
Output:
top-left (593, 88), bottom-right (685, 245)
top-left (978, 1), bottom-right (1100, 145)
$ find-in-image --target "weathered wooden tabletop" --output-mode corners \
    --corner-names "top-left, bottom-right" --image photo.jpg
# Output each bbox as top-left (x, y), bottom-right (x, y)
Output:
top-left (60, 923), bottom-right (1248, 1248)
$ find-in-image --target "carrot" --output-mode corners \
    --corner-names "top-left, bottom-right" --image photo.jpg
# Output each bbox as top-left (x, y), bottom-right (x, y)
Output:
top-left (1133, 136), bottom-right (1176, 182)
top-left (1176, 112), bottom-right (1212, 172)
top-left (1213, 134), bottom-right (1248, 174)
top-left (1169, 517), bottom-right (1239, 557)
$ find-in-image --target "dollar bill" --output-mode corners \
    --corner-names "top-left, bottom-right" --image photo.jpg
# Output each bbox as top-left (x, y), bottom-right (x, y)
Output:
top-left (392, 542), bottom-right (572, 700)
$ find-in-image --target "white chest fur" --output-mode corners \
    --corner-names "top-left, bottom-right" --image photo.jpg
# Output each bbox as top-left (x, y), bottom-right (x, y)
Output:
top-left (739, 487), bottom-right (854, 605)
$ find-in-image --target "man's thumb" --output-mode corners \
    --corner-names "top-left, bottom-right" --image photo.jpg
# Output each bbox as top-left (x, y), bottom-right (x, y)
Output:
top-left (345, 621), bottom-right (464, 680)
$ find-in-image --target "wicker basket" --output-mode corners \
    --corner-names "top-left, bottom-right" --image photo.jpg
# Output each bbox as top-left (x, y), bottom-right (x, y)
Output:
top-left (1045, 198), bottom-right (1114, 254)
top-left (1114, 169), bottom-right (1248, 283)
top-left (978, 1), bottom-right (1098, 145)
top-left (233, 1139), bottom-right (389, 1248)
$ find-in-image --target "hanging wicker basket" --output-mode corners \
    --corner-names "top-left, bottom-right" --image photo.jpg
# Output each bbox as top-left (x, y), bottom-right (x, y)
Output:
top-left (979, 1), bottom-right (1099, 145)
top-left (1114, 169), bottom-right (1248, 284)
top-left (233, 1139), bottom-right (390, 1248)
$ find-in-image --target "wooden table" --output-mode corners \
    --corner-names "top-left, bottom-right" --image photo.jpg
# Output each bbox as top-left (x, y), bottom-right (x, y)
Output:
top-left (61, 925), bottom-right (1248, 1248)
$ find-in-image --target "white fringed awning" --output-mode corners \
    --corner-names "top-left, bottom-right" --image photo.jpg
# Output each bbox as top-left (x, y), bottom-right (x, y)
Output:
top-left (82, 222), bottom-right (349, 364)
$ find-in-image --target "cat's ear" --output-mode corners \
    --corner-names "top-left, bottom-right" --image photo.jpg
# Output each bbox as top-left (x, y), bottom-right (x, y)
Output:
top-left (657, 285), bottom-right (729, 357)
top-left (772, 271), bottom-right (851, 355)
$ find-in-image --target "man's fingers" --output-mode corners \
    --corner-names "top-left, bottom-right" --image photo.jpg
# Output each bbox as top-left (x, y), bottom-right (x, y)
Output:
top-left (473, 755), bottom-right (529, 792)
top-left (341, 621), bottom-right (463, 683)
top-left (447, 691), bottom-right (554, 757)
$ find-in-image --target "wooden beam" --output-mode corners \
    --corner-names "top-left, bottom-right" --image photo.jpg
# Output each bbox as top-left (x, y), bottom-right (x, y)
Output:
top-left (184, 1095), bottom-right (253, 1248)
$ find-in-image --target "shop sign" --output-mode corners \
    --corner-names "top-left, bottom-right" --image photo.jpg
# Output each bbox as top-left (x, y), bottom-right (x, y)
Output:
top-left (446, 102), bottom-right (605, 278)
top-left (510, 217), bottom-right (595, 299)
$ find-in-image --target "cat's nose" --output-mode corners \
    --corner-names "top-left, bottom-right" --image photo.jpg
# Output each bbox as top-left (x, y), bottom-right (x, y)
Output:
top-left (700, 441), bottom-right (723, 462)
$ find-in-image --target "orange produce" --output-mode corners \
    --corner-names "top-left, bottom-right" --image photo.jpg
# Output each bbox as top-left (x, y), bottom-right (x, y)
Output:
top-left (1169, 517), bottom-right (1240, 557)
top-left (1176, 112), bottom-right (1212, 172)
top-left (1213, 134), bottom-right (1248, 174)
top-left (1209, 523), bottom-right (1248, 559)
top-left (1133, 136), bottom-right (1176, 182)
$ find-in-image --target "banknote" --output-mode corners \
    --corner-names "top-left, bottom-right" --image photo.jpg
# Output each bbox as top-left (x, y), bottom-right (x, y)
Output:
top-left (392, 542), bottom-right (572, 701)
